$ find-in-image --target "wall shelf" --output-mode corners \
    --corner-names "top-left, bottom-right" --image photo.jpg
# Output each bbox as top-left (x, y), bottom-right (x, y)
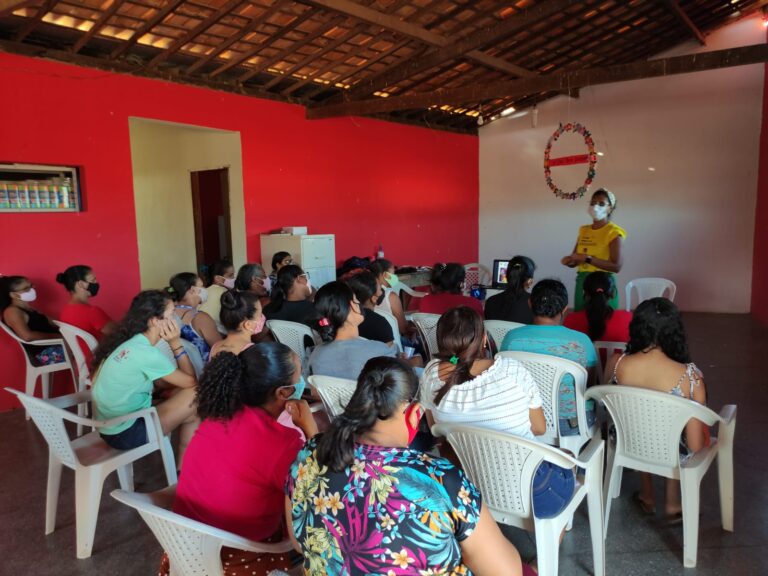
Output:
top-left (0, 163), bottom-right (82, 212)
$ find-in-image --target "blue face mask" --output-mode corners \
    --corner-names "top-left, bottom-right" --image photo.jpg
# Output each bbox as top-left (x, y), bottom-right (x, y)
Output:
top-left (286, 376), bottom-right (306, 401)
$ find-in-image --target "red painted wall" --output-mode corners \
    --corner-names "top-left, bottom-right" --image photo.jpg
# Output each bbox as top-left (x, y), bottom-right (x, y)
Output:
top-left (753, 37), bottom-right (768, 326)
top-left (0, 52), bottom-right (478, 410)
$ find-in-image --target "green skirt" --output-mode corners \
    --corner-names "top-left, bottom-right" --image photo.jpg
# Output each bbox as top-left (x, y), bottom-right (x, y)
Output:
top-left (573, 271), bottom-right (619, 312)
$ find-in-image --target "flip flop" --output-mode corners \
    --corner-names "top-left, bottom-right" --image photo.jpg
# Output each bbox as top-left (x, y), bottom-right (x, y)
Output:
top-left (632, 491), bottom-right (656, 515)
top-left (657, 512), bottom-right (684, 527)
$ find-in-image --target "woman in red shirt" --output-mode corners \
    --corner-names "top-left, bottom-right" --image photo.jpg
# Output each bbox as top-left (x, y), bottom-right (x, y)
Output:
top-left (163, 342), bottom-right (318, 575)
top-left (564, 271), bottom-right (632, 342)
top-left (56, 265), bottom-right (116, 339)
top-left (418, 263), bottom-right (484, 316)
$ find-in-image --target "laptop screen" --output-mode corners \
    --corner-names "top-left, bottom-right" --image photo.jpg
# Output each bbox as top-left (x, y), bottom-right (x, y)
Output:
top-left (492, 259), bottom-right (510, 289)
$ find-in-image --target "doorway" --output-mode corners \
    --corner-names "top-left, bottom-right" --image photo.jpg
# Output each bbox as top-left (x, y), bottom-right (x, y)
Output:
top-left (191, 168), bottom-right (232, 279)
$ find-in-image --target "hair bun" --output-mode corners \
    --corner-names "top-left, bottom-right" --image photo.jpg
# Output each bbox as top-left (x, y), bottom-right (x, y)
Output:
top-left (220, 289), bottom-right (237, 309)
top-left (55, 272), bottom-right (67, 284)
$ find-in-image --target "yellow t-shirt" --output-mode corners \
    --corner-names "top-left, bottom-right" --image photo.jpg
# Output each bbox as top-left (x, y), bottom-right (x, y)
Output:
top-left (576, 222), bottom-right (626, 273)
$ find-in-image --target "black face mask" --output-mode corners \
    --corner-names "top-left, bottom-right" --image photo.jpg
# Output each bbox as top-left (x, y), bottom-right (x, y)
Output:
top-left (87, 282), bottom-right (100, 297)
top-left (376, 291), bottom-right (386, 306)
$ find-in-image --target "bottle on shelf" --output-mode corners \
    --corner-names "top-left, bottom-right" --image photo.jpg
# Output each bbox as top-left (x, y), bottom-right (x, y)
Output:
top-left (376, 244), bottom-right (384, 259)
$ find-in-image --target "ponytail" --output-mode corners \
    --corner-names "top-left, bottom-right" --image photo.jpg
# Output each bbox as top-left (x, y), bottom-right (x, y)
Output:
top-left (315, 357), bottom-right (418, 471)
top-left (270, 264), bottom-right (304, 312)
top-left (583, 272), bottom-right (615, 340)
top-left (500, 255), bottom-right (535, 317)
top-left (433, 306), bottom-right (485, 405)
top-left (312, 281), bottom-right (354, 343)
top-left (430, 262), bottom-right (465, 294)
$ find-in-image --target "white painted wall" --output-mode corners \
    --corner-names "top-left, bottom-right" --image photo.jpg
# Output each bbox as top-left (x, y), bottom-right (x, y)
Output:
top-left (479, 16), bottom-right (764, 312)
top-left (129, 119), bottom-right (246, 289)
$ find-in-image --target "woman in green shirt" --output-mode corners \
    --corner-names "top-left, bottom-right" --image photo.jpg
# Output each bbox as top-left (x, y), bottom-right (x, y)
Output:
top-left (91, 290), bottom-right (199, 469)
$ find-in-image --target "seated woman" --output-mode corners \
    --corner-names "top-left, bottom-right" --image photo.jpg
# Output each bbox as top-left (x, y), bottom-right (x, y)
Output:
top-left (268, 251), bottom-right (293, 292)
top-left (368, 258), bottom-right (409, 336)
top-left (501, 279), bottom-right (597, 438)
top-left (91, 290), bottom-right (198, 467)
top-left (56, 264), bottom-right (117, 340)
top-left (564, 271), bottom-right (632, 342)
top-left (235, 263), bottom-right (271, 306)
top-left (1, 275), bottom-right (64, 366)
top-left (343, 270), bottom-right (394, 345)
top-left (484, 255), bottom-right (535, 324)
top-left (262, 264), bottom-right (315, 325)
top-left (163, 343), bottom-right (317, 576)
top-left (167, 272), bottom-right (222, 361)
top-left (199, 258), bottom-right (236, 334)
top-left (307, 281), bottom-right (396, 379)
top-left (418, 263), bottom-right (484, 316)
top-left (604, 298), bottom-right (708, 523)
top-left (286, 356), bottom-right (526, 576)
top-left (423, 307), bottom-right (574, 520)
top-left (209, 289), bottom-right (264, 359)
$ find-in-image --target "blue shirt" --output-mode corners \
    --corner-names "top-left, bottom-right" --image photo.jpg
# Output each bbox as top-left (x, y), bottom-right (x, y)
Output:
top-left (500, 324), bottom-right (597, 421)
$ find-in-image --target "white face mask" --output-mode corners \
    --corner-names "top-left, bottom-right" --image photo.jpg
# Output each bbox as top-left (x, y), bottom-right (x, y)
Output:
top-left (18, 288), bottom-right (37, 302)
top-left (588, 205), bottom-right (609, 221)
top-left (223, 277), bottom-right (236, 289)
top-left (262, 276), bottom-right (272, 293)
top-left (197, 287), bottom-right (209, 304)
top-left (305, 279), bottom-right (312, 294)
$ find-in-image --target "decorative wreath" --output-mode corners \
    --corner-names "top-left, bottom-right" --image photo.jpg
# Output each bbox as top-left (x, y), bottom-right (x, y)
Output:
top-left (543, 122), bottom-right (597, 200)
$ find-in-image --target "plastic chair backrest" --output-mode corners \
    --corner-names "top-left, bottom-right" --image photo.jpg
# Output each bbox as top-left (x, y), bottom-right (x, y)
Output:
top-left (432, 423), bottom-right (575, 521)
top-left (0, 320), bottom-right (63, 364)
top-left (375, 309), bottom-right (403, 352)
top-left (266, 320), bottom-right (319, 359)
top-left (411, 313), bottom-right (441, 360)
top-left (593, 341), bottom-right (627, 383)
top-left (307, 375), bottom-right (357, 419)
top-left (54, 321), bottom-right (98, 382)
top-left (112, 486), bottom-right (293, 576)
top-left (483, 320), bottom-right (525, 351)
top-left (496, 351), bottom-right (587, 444)
top-left (625, 278), bottom-right (676, 311)
top-left (585, 385), bottom-right (720, 468)
top-left (6, 388), bottom-right (78, 467)
top-left (464, 263), bottom-right (491, 288)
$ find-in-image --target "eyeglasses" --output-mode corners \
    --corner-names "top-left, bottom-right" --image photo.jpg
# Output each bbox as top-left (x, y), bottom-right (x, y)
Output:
top-left (299, 272), bottom-right (311, 280)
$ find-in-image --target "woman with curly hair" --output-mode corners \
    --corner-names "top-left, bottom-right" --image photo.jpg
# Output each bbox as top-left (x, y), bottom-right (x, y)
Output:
top-left (604, 298), bottom-right (708, 524)
top-left (163, 342), bottom-right (318, 576)
top-left (91, 290), bottom-right (198, 467)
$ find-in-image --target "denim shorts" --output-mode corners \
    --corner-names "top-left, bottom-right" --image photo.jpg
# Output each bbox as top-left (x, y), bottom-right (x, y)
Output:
top-left (559, 405), bottom-right (597, 437)
top-left (101, 418), bottom-right (148, 450)
top-left (532, 461), bottom-right (575, 519)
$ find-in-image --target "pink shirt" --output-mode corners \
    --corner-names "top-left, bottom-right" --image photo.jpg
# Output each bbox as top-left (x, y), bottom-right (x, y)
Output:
top-left (564, 309), bottom-right (633, 342)
top-left (174, 406), bottom-right (303, 541)
top-left (417, 293), bottom-right (484, 316)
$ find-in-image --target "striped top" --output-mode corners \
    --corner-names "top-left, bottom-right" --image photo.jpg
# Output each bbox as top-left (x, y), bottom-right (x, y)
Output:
top-left (422, 356), bottom-right (542, 440)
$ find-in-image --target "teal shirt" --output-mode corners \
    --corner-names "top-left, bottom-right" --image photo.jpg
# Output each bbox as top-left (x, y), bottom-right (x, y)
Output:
top-left (500, 324), bottom-right (597, 421)
top-left (92, 333), bottom-right (175, 435)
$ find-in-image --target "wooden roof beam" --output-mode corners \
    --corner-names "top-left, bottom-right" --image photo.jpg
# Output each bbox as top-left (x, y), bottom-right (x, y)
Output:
top-left (110, 0), bottom-right (185, 59)
top-left (307, 43), bottom-right (768, 119)
top-left (0, 0), bottom-right (36, 17)
top-left (14, 0), bottom-right (55, 41)
top-left (664, 0), bottom-right (706, 46)
top-left (71, 0), bottom-right (124, 54)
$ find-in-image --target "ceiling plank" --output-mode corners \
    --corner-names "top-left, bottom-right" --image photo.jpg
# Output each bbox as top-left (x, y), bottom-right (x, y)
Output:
top-left (14, 0), bottom-right (55, 41)
top-left (338, 0), bottom-right (577, 100)
top-left (0, 0), bottom-right (36, 17)
top-left (110, 0), bottom-right (185, 59)
top-left (146, 0), bottom-right (243, 68)
top-left (71, 0), bottom-right (124, 54)
top-left (307, 43), bottom-right (768, 119)
top-left (663, 0), bottom-right (706, 46)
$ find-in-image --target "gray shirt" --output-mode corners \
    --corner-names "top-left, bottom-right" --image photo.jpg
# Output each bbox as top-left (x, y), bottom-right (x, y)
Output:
top-left (308, 338), bottom-right (397, 380)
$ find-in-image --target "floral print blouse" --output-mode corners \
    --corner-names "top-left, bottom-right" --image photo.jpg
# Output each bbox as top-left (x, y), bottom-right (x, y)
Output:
top-left (286, 436), bottom-right (482, 575)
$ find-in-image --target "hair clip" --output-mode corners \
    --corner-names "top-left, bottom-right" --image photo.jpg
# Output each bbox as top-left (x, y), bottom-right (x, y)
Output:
top-left (595, 288), bottom-right (604, 294)
top-left (449, 355), bottom-right (459, 365)
top-left (167, 287), bottom-right (175, 293)
top-left (318, 317), bottom-right (330, 327)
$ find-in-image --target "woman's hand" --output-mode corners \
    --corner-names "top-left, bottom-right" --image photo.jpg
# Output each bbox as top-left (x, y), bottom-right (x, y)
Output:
top-left (159, 318), bottom-right (181, 346)
top-left (561, 255), bottom-right (578, 268)
top-left (286, 399), bottom-right (319, 438)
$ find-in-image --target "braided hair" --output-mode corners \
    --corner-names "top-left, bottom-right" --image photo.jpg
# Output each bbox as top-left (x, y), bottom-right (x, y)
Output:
top-left (530, 279), bottom-right (568, 318)
top-left (433, 307), bottom-right (486, 405)
top-left (315, 356), bottom-right (418, 471)
top-left (196, 342), bottom-right (296, 420)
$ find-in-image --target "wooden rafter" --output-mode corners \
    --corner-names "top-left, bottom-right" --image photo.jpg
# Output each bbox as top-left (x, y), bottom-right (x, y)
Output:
top-left (71, 0), bottom-right (124, 54)
top-left (110, 0), bottom-right (186, 59)
top-left (339, 0), bottom-right (577, 100)
top-left (0, 0), bottom-right (36, 17)
top-left (14, 0), bottom-right (54, 41)
top-left (307, 43), bottom-right (768, 119)
top-left (146, 0), bottom-right (243, 68)
top-left (663, 0), bottom-right (706, 45)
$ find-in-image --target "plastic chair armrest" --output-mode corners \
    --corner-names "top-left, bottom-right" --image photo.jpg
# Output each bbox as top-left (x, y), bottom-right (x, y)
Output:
top-left (219, 535), bottom-right (294, 555)
top-left (23, 337), bottom-right (64, 347)
top-left (575, 436), bottom-right (605, 467)
top-left (718, 404), bottom-right (737, 425)
top-left (96, 407), bottom-right (160, 430)
top-left (45, 390), bottom-right (93, 409)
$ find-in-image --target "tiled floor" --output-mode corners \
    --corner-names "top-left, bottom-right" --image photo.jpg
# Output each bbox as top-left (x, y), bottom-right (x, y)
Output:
top-left (2, 313), bottom-right (766, 575)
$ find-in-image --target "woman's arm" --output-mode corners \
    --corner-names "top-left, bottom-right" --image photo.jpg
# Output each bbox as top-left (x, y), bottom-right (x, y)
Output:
top-left (561, 242), bottom-right (579, 267)
top-left (460, 506), bottom-right (522, 576)
top-left (568, 236), bottom-right (624, 273)
top-left (100, 320), bottom-right (118, 336)
top-left (529, 407), bottom-right (547, 436)
top-left (389, 292), bottom-right (408, 334)
top-left (192, 311), bottom-right (223, 346)
top-left (685, 374), bottom-right (708, 453)
top-left (3, 307), bottom-right (58, 341)
top-left (284, 496), bottom-right (302, 554)
top-left (159, 321), bottom-right (196, 387)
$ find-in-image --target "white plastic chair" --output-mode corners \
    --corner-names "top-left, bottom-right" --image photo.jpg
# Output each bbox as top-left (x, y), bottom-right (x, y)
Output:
top-left (53, 321), bottom-right (98, 392)
top-left (496, 351), bottom-right (596, 456)
top-left (307, 375), bottom-right (357, 419)
top-left (112, 486), bottom-right (298, 576)
top-left (5, 387), bottom-right (177, 558)
top-left (463, 263), bottom-right (491, 289)
top-left (484, 319), bottom-right (525, 353)
top-left (593, 340), bottom-right (627, 384)
top-left (266, 320), bottom-right (320, 363)
top-left (410, 312), bottom-right (441, 360)
top-left (433, 423), bottom-right (605, 576)
top-left (375, 309), bottom-right (403, 352)
top-left (0, 321), bottom-right (76, 414)
top-left (585, 385), bottom-right (736, 567)
top-left (625, 278), bottom-right (676, 311)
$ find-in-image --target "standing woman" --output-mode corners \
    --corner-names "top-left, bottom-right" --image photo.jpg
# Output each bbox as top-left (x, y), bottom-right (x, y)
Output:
top-left (57, 265), bottom-right (117, 340)
top-left (561, 188), bottom-right (626, 311)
